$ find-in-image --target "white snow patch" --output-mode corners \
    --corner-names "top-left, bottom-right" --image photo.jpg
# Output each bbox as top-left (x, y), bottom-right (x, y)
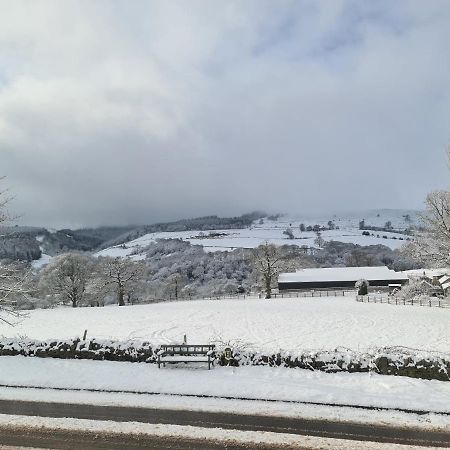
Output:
top-left (31, 253), bottom-right (52, 269)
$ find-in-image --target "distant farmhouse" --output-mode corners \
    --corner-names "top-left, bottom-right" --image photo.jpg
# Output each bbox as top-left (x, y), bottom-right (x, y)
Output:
top-left (278, 266), bottom-right (408, 291)
top-left (405, 269), bottom-right (450, 296)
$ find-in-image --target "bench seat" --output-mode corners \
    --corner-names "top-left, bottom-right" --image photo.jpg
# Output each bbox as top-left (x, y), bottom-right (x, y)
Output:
top-left (157, 344), bottom-right (215, 369)
top-left (158, 355), bottom-right (211, 363)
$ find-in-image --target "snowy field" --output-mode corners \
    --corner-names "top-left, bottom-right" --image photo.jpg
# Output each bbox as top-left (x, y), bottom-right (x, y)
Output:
top-left (3, 296), bottom-right (449, 354)
top-left (94, 211), bottom-right (414, 260)
top-left (95, 227), bottom-right (408, 259)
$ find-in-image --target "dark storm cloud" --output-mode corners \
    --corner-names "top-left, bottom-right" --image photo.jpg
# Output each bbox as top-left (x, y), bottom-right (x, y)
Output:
top-left (1, 0), bottom-right (450, 227)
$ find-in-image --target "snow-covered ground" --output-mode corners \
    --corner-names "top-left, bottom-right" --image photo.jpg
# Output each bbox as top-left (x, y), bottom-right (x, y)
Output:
top-left (95, 226), bottom-right (408, 259)
top-left (31, 252), bottom-right (52, 269)
top-left (28, 210), bottom-right (415, 268)
top-left (95, 211), bottom-right (414, 259)
top-left (0, 357), bottom-right (449, 415)
top-left (2, 296), bottom-right (449, 354)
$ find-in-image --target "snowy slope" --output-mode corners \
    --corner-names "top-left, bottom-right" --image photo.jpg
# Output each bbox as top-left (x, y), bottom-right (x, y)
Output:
top-left (96, 209), bottom-right (415, 259)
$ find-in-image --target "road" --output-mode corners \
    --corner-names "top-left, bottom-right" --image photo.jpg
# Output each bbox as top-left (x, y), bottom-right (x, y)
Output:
top-left (0, 428), bottom-right (310, 450)
top-left (0, 399), bottom-right (447, 449)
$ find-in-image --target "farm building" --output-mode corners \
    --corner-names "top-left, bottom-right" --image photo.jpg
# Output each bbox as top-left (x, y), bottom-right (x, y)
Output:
top-left (405, 268), bottom-right (450, 283)
top-left (439, 275), bottom-right (450, 294)
top-left (278, 266), bottom-right (408, 291)
top-left (404, 269), bottom-right (450, 295)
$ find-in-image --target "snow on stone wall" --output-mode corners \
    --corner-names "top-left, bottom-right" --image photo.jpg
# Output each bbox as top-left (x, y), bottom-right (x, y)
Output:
top-left (0, 338), bottom-right (448, 382)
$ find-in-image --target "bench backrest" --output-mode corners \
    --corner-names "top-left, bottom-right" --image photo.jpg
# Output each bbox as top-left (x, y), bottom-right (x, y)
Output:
top-left (160, 344), bottom-right (215, 355)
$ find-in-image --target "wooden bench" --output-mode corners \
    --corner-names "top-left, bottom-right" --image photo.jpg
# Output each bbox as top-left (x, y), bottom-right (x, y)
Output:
top-left (157, 344), bottom-right (215, 370)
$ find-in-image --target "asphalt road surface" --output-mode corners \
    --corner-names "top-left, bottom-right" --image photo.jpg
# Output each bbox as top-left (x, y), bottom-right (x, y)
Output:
top-left (0, 428), bottom-right (313, 450)
top-left (0, 399), bottom-right (448, 449)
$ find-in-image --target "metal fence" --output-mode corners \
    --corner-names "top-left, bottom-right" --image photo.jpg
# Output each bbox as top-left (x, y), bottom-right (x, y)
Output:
top-left (356, 295), bottom-right (450, 308)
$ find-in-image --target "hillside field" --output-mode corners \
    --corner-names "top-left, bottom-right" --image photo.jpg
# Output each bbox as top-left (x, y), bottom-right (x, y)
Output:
top-left (94, 210), bottom-right (415, 260)
top-left (3, 295), bottom-right (449, 354)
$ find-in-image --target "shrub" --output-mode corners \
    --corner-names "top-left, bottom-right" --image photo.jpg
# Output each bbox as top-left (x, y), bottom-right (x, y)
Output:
top-left (355, 279), bottom-right (369, 295)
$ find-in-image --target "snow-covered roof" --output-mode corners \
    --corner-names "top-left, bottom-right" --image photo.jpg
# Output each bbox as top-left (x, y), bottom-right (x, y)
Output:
top-left (405, 268), bottom-right (450, 279)
top-left (278, 266), bottom-right (408, 283)
top-left (442, 281), bottom-right (450, 291)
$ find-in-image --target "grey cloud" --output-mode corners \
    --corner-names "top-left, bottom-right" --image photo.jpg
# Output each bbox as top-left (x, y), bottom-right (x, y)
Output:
top-left (0, 0), bottom-right (449, 227)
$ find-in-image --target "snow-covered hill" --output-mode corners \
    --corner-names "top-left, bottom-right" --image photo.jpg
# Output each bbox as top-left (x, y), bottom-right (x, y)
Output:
top-left (95, 209), bottom-right (417, 260)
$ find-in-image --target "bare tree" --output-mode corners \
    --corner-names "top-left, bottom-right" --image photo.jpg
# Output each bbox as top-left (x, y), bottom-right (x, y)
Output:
top-left (39, 253), bottom-right (94, 307)
top-left (283, 228), bottom-right (295, 239)
top-left (404, 190), bottom-right (450, 267)
top-left (314, 231), bottom-right (325, 248)
top-left (99, 257), bottom-right (144, 306)
top-left (0, 262), bottom-right (31, 324)
top-left (403, 147), bottom-right (450, 267)
top-left (0, 177), bottom-right (13, 224)
top-left (252, 242), bottom-right (294, 299)
top-left (0, 180), bottom-right (31, 323)
top-left (163, 272), bottom-right (188, 300)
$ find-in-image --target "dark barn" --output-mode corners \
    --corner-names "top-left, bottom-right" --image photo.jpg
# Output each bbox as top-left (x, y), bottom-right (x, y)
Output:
top-left (278, 266), bottom-right (408, 291)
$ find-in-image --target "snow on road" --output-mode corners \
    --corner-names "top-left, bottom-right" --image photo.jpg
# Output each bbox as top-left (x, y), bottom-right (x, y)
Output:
top-left (0, 413), bottom-right (433, 450)
top-left (1, 385), bottom-right (449, 432)
top-left (2, 296), bottom-right (449, 354)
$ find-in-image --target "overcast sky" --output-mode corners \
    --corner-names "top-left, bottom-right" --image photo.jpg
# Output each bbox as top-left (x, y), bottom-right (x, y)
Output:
top-left (1, 1), bottom-right (450, 228)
